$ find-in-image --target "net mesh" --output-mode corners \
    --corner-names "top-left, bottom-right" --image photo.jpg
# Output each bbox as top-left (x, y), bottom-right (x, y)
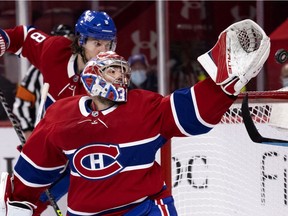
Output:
top-left (221, 103), bottom-right (271, 124)
top-left (171, 92), bottom-right (288, 216)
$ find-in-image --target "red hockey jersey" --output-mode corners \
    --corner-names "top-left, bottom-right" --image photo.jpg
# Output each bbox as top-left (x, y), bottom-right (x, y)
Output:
top-left (4, 25), bottom-right (87, 105)
top-left (12, 78), bottom-right (235, 215)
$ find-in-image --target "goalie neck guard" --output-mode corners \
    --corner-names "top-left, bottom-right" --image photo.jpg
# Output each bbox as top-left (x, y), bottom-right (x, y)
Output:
top-left (81, 51), bottom-right (131, 102)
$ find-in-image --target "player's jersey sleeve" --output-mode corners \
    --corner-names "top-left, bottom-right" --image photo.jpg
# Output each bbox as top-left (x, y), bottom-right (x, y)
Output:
top-left (2, 25), bottom-right (57, 70)
top-left (165, 77), bottom-right (235, 137)
top-left (12, 104), bottom-right (68, 203)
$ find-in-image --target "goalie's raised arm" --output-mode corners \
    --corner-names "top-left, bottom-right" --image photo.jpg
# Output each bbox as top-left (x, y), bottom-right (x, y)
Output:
top-left (197, 19), bottom-right (270, 96)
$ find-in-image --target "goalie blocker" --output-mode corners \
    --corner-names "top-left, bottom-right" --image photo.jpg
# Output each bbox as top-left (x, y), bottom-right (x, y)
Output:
top-left (0, 172), bottom-right (34, 216)
top-left (197, 19), bottom-right (270, 96)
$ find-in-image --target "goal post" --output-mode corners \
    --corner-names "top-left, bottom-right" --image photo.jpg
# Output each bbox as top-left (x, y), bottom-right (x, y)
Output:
top-left (165, 90), bottom-right (288, 216)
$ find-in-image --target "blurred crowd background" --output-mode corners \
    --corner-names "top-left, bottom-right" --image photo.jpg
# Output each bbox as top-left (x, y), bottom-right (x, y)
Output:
top-left (0, 0), bottom-right (287, 121)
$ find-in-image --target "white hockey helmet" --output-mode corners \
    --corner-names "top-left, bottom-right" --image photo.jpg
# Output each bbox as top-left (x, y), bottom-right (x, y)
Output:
top-left (81, 51), bottom-right (131, 102)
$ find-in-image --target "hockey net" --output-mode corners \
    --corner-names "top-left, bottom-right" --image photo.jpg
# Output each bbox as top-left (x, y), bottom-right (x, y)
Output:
top-left (170, 90), bottom-right (288, 216)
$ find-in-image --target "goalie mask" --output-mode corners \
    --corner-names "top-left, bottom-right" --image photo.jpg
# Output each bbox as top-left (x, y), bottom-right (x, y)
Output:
top-left (81, 51), bottom-right (131, 102)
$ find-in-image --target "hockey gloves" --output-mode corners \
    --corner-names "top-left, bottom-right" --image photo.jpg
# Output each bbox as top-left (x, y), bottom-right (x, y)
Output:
top-left (197, 19), bottom-right (270, 96)
top-left (0, 172), bottom-right (34, 216)
top-left (0, 29), bottom-right (8, 57)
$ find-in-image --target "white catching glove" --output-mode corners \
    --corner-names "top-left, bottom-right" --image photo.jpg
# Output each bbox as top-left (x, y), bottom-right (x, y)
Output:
top-left (0, 29), bottom-right (8, 57)
top-left (197, 19), bottom-right (270, 96)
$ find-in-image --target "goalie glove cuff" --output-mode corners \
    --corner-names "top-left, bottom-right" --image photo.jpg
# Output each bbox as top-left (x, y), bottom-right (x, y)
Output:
top-left (221, 77), bottom-right (248, 96)
top-left (0, 29), bottom-right (9, 57)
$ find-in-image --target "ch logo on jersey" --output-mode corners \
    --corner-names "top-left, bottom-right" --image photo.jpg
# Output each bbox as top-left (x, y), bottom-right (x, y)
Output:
top-left (73, 144), bottom-right (122, 180)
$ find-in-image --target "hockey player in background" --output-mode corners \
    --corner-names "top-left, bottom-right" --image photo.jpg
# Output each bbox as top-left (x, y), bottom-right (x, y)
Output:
top-left (12, 24), bottom-right (75, 140)
top-left (0, 19), bottom-right (270, 216)
top-left (3, 9), bottom-right (117, 107)
top-left (0, 9), bottom-right (117, 215)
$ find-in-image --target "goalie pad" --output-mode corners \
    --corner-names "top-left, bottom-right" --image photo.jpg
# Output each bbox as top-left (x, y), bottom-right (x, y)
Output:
top-left (0, 29), bottom-right (8, 57)
top-left (197, 19), bottom-right (270, 96)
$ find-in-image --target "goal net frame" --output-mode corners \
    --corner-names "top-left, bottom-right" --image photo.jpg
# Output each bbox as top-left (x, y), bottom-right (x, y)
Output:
top-left (161, 90), bottom-right (288, 216)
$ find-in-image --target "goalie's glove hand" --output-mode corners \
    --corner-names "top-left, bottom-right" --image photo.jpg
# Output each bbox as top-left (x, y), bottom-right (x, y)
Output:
top-left (197, 19), bottom-right (270, 96)
top-left (0, 29), bottom-right (8, 57)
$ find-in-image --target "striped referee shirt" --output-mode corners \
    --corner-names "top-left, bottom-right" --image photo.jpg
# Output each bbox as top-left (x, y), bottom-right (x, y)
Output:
top-left (13, 65), bottom-right (43, 131)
